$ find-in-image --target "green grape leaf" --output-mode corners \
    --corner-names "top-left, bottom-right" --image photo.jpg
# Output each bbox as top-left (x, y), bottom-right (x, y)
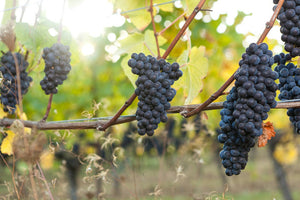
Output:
top-left (126, 9), bottom-right (154, 31)
top-left (116, 32), bottom-right (144, 55)
top-left (118, 30), bottom-right (167, 88)
top-left (112, 0), bottom-right (154, 30)
top-left (111, 0), bottom-right (141, 11)
top-left (176, 49), bottom-right (189, 66)
top-left (174, 46), bottom-right (208, 104)
top-left (117, 30), bottom-right (166, 56)
top-left (15, 22), bottom-right (56, 54)
top-left (143, 30), bottom-right (167, 55)
top-left (182, 0), bottom-right (199, 15)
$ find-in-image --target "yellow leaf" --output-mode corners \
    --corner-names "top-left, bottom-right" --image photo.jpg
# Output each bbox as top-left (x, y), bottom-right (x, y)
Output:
top-left (274, 143), bottom-right (298, 165)
top-left (174, 46), bottom-right (208, 104)
top-left (40, 151), bottom-right (54, 169)
top-left (15, 105), bottom-right (27, 120)
top-left (1, 130), bottom-right (15, 155)
top-left (0, 104), bottom-right (7, 118)
top-left (136, 145), bottom-right (144, 156)
top-left (84, 146), bottom-right (96, 155)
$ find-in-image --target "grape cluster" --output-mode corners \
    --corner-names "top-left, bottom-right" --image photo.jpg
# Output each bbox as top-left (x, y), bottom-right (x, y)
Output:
top-left (218, 43), bottom-right (278, 176)
top-left (274, 53), bottom-right (300, 133)
top-left (40, 43), bottom-right (71, 95)
top-left (274, 0), bottom-right (300, 57)
top-left (0, 52), bottom-right (32, 114)
top-left (128, 53), bottom-right (182, 136)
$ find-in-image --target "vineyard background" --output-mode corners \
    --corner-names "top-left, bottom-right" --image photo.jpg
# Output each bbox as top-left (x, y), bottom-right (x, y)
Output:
top-left (0, 0), bottom-right (300, 199)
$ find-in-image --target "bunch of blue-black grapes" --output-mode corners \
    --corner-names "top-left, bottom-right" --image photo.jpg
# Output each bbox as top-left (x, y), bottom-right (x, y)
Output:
top-left (274, 53), bottom-right (300, 133)
top-left (0, 52), bottom-right (32, 114)
top-left (128, 53), bottom-right (182, 136)
top-left (273, 0), bottom-right (300, 57)
top-left (40, 43), bottom-right (71, 95)
top-left (218, 43), bottom-right (278, 176)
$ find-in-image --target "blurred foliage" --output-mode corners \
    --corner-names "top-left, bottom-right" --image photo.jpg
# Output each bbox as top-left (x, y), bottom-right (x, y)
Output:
top-left (1, 0), bottom-right (300, 199)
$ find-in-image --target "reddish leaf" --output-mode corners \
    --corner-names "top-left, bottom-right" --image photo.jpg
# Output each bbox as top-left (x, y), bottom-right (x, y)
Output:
top-left (258, 121), bottom-right (276, 147)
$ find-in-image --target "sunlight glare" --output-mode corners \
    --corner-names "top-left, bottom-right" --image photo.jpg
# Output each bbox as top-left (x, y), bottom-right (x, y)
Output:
top-left (81, 43), bottom-right (95, 56)
top-left (48, 28), bottom-right (58, 37)
top-left (43, 0), bottom-right (121, 38)
top-left (64, 0), bottom-right (113, 38)
top-left (107, 33), bottom-right (116, 43)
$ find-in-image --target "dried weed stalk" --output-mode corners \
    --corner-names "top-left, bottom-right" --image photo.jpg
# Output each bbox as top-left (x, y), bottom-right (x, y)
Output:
top-left (12, 120), bottom-right (46, 163)
top-left (0, 22), bottom-right (16, 52)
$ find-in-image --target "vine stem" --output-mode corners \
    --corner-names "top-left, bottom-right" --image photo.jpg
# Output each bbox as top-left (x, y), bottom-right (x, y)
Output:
top-left (182, 0), bottom-right (285, 118)
top-left (98, 93), bottom-right (137, 131)
top-left (149, 0), bottom-right (161, 58)
top-left (12, 54), bottom-right (23, 116)
top-left (98, 0), bottom-right (208, 131)
top-left (162, 0), bottom-right (207, 59)
top-left (42, 93), bottom-right (53, 121)
top-left (57, 0), bottom-right (66, 44)
top-left (0, 100), bottom-right (297, 130)
top-left (157, 11), bottom-right (187, 36)
top-left (34, 0), bottom-right (44, 27)
top-left (19, 0), bottom-right (30, 23)
top-left (257, 0), bottom-right (285, 44)
top-left (10, 0), bottom-right (17, 21)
